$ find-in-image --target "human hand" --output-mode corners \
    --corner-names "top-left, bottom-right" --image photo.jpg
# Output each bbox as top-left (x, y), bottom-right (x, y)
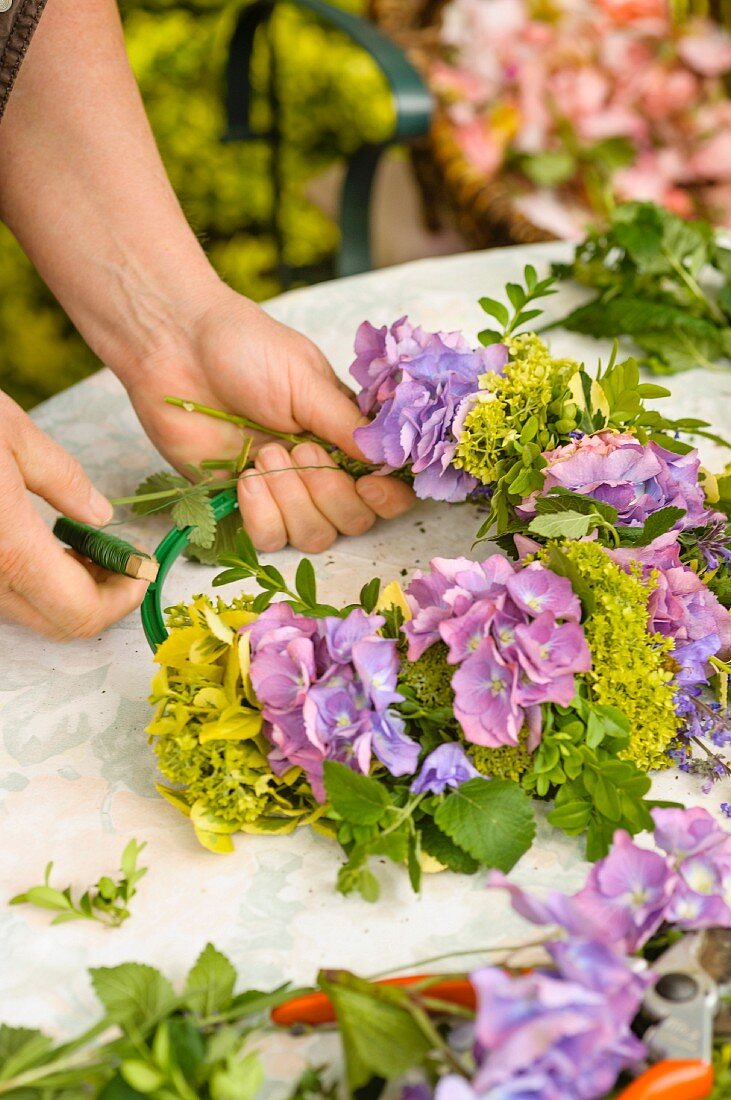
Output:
top-left (126, 286), bottom-right (415, 553)
top-left (0, 393), bottom-right (147, 638)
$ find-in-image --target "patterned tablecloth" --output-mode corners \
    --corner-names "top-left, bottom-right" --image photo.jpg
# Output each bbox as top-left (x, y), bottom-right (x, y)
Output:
top-left (2, 244), bottom-right (730, 1063)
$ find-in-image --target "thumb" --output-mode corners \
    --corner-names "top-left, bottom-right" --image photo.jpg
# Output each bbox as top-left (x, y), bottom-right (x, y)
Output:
top-left (296, 370), bottom-right (370, 461)
top-left (15, 414), bottom-right (113, 526)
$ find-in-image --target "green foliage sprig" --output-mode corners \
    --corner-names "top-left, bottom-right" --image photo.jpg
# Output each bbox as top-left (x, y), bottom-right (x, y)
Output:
top-left (551, 201), bottom-right (731, 375)
top-left (9, 840), bottom-right (147, 929)
top-left (0, 943), bottom-right (301, 1098)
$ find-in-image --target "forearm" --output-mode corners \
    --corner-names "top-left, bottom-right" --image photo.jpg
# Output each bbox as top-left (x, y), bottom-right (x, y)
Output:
top-left (0, 0), bottom-right (227, 383)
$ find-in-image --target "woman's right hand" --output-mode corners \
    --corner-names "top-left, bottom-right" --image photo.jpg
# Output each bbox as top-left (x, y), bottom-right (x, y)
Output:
top-left (0, 392), bottom-right (146, 639)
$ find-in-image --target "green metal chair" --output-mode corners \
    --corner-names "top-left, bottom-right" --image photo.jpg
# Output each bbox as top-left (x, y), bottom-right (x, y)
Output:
top-left (224, 0), bottom-right (433, 285)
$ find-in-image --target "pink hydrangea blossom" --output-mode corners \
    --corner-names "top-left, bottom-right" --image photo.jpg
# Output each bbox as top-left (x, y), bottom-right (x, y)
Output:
top-left (403, 556), bottom-right (590, 749)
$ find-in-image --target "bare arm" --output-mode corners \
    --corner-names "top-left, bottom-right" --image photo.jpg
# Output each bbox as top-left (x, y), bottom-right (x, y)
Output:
top-left (0, 0), bottom-right (413, 636)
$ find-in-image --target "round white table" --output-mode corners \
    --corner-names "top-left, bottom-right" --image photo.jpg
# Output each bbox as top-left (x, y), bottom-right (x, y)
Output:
top-left (2, 244), bottom-right (730, 1064)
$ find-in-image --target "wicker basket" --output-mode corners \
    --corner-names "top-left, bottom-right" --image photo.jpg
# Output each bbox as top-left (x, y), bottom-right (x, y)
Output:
top-left (368, 0), bottom-right (557, 246)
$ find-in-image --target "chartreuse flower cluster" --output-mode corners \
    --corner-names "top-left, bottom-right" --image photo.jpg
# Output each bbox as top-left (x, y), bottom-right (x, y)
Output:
top-left (147, 513), bottom-right (729, 900)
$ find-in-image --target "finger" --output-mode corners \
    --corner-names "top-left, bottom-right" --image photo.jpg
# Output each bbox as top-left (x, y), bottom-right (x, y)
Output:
top-left (0, 460), bottom-right (146, 638)
top-left (290, 443), bottom-right (375, 537)
top-left (294, 368), bottom-right (370, 462)
top-left (237, 465), bottom-right (287, 553)
top-left (254, 444), bottom-right (337, 553)
top-left (355, 474), bottom-right (416, 519)
top-left (11, 410), bottom-right (113, 525)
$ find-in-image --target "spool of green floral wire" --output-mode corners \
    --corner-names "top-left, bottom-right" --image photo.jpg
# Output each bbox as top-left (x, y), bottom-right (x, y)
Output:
top-left (53, 516), bottom-right (160, 582)
top-left (140, 489), bottom-right (239, 652)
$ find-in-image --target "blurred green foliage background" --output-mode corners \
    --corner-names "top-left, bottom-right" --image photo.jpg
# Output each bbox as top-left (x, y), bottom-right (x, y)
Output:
top-left (0, 0), bottom-right (393, 408)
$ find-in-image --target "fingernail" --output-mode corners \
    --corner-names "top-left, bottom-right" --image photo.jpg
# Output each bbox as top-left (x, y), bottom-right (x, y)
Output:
top-left (88, 488), bottom-right (113, 525)
top-left (292, 443), bottom-right (321, 467)
top-left (257, 444), bottom-right (289, 472)
top-left (239, 470), bottom-right (262, 496)
top-left (357, 479), bottom-right (387, 508)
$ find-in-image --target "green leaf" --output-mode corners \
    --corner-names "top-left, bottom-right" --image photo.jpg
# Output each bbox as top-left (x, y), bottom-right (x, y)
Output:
top-left (171, 488), bottom-right (217, 549)
top-left (184, 943), bottom-right (237, 1018)
top-left (547, 800), bottom-right (591, 834)
top-left (537, 488), bottom-right (618, 525)
top-left (359, 577), bottom-right (380, 613)
top-left (559, 296), bottom-right (718, 340)
top-left (98, 1074), bottom-right (147, 1100)
top-left (520, 149), bottom-right (575, 187)
top-left (419, 817), bottom-right (479, 875)
top-left (630, 506), bottom-right (686, 547)
top-left (295, 559), bottom-right (317, 607)
top-left (528, 511), bottom-right (596, 540)
top-left (478, 297), bottom-right (510, 327)
top-left (318, 970), bottom-right (432, 1090)
top-left (121, 1060), bottom-right (166, 1093)
top-left (185, 510), bottom-right (243, 566)
top-left (584, 770), bottom-right (622, 822)
top-left (324, 762), bottom-right (390, 826)
top-left (0, 1026), bottom-right (53, 1081)
top-left (9, 885), bottom-right (72, 911)
top-left (210, 1052), bottom-right (264, 1100)
top-left (90, 964), bottom-right (176, 1033)
top-left (434, 778), bottom-right (535, 872)
top-left (478, 328), bottom-right (503, 346)
top-left (131, 471), bottom-right (188, 516)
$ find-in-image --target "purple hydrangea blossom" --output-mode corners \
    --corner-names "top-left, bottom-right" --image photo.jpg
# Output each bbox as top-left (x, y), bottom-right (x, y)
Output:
top-left (520, 431), bottom-right (719, 532)
top-left (610, 533), bottom-right (731, 690)
top-left (410, 742), bottom-right (480, 795)
top-left (350, 317), bottom-right (471, 416)
top-left (403, 556), bottom-right (590, 749)
top-left (352, 333), bottom-right (508, 503)
top-left (459, 939), bottom-right (648, 1100)
top-left (489, 807), bottom-right (731, 952)
top-left (245, 604), bottom-right (419, 800)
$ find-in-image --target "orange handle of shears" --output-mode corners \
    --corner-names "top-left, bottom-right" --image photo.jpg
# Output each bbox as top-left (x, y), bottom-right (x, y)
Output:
top-left (618, 1060), bottom-right (714, 1100)
top-left (271, 974), bottom-right (476, 1028)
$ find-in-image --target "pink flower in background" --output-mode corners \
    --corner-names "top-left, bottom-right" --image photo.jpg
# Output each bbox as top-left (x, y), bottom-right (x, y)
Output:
top-left (690, 131), bottom-right (731, 183)
top-left (432, 0), bottom-right (731, 234)
top-left (679, 31), bottom-right (731, 76)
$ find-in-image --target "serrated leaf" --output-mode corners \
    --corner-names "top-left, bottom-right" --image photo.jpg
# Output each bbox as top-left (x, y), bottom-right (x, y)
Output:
top-left (630, 506), bottom-right (685, 546)
top-left (184, 943), bottom-right (237, 1017)
top-left (90, 964), bottom-right (176, 1032)
top-left (419, 817), bottom-right (479, 874)
top-left (171, 489), bottom-right (217, 549)
top-left (131, 471), bottom-right (188, 516)
top-left (317, 971), bottom-right (432, 1090)
top-left (186, 511), bottom-right (243, 566)
top-left (324, 762), bottom-right (390, 826)
top-left (434, 778), bottom-right (535, 872)
top-left (528, 511), bottom-right (596, 540)
top-left (0, 1026), bottom-right (53, 1081)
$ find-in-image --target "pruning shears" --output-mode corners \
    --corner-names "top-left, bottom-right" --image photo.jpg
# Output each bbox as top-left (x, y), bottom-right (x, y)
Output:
top-left (617, 928), bottom-right (731, 1100)
top-left (271, 930), bottom-right (731, 1099)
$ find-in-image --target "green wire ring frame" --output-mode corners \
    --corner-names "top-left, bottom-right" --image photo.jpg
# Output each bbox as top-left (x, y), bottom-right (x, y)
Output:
top-left (140, 488), bottom-right (239, 652)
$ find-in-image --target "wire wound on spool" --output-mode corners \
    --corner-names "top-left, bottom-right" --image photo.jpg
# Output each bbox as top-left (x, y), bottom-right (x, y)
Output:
top-left (53, 516), bottom-right (157, 579)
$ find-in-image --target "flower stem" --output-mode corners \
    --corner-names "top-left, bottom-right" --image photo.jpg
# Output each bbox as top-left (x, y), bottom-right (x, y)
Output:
top-left (165, 396), bottom-right (328, 448)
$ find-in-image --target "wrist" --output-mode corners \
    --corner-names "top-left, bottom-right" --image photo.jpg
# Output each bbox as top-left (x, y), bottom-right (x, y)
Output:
top-left (86, 254), bottom-right (235, 386)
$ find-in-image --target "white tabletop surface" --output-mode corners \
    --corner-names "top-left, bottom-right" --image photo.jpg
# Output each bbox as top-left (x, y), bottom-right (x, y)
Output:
top-left (2, 244), bottom-right (730, 1059)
